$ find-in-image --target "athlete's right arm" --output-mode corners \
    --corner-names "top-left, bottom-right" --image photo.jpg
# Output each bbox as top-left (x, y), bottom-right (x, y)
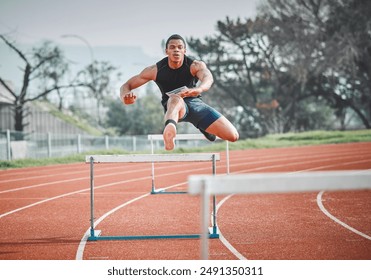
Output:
top-left (120, 65), bottom-right (157, 105)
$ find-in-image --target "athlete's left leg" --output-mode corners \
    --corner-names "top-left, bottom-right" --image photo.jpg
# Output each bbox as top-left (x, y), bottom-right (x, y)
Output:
top-left (182, 98), bottom-right (239, 142)
top-left (204, 116), bottom-right (239, 142)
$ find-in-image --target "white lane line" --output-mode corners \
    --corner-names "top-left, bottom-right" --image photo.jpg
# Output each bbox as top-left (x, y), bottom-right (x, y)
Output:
top-left (6, 151), bottom-right (353, 216)
top-left (0, 169), bottom-right (87, 184)
top-left (225, 147), bottom-right (371, 163)
top-left (0, 177), bottom-right (152, 219)
top-left (0, 166), bottom-right (155, 194)
top-left (0, 146), bottom-right (365, 186)
top-left (76, 192), bottom-right (151, 260)
top-left (293, 159), bottom-right (371, 172)
top-left (0, 188), bottom-right (87, 219)
top-left (0, 177), bottom-right (89, 194)
top-left (0, 161), bottom-right (206, 194)
top-left (316, 191), bottom-right (371, 241)
top-left (215, 194), bottom-right (247, 260)
top-left (0, 162), bottom-right (152, 184)
top-left (0, 164), bottom-right (211, 218)
top-left (2, 147), bottom-right (370, 259)
top-left (75, 182), bottom-right (186, 260)
top-left (216, 167), bottom-right (371, 260)
top-left (233, 156), bottom-right (371, 175)
top-left (1, 145), bottom-right (370, 182)
top-left (1, 148), bottom-right (368, 193)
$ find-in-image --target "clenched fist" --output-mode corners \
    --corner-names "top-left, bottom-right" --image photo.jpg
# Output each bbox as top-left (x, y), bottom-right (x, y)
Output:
top-left (122, 92), bottom-right (137, 105)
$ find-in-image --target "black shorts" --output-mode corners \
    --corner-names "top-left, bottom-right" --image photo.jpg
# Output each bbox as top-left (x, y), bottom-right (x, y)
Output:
top-left (177, 97), bottom-right (222, 130)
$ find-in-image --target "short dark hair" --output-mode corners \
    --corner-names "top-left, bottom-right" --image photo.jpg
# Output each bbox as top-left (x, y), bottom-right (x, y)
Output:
top-left (165, 34), bottom-right (186, 49)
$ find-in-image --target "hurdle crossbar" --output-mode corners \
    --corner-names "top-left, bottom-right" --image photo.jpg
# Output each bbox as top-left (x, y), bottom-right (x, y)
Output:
top-left (86, 153), bottom-right (220, 241)
top-left (188, 170), bottom-right (371, 259)
top-left (148, 134), bottom-right (230, 194)
top-left (88, 153), bottom-right (220, 163)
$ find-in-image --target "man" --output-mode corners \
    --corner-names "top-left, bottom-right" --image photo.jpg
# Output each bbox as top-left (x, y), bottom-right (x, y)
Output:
top-left (120, 34), bottom-right (239, 150)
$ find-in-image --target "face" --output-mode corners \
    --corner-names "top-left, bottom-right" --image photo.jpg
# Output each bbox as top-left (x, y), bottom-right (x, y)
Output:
top-left (165, 39), bottom-right (186, 62)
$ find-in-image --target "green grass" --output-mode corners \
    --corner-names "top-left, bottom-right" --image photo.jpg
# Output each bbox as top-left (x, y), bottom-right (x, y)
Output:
top-left (1, 130), bottom-right (371, 170)
top-left (0, 149), bottom-right (130, 170)
top-left (173, 129), bottom-right (371, 153)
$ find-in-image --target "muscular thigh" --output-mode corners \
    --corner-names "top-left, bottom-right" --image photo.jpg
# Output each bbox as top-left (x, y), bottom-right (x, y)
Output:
top-left (165, 95), bottom-right (187, 120)
top-left (181, 97), bottom-right (221, 129)
top-left (205, 116), bottom-right (237, 139)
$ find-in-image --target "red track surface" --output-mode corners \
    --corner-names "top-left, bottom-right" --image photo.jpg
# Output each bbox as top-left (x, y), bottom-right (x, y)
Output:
top-left (0, 142), bottom-right (370, 260)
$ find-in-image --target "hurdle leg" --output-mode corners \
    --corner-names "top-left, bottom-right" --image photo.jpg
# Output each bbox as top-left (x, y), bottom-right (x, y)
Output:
top-left (89, 156), bottom-right (96, 240)
top-left (209, 154), bottom-right (219, 238)
top-left (150, 138), bottom-right (157, 194)
top-left (150, 139), bottom-right (186, 194)
top-left (150, 138), bottom-right (184, 194)
top-left (226, 141), bottom-right (230, 175)
top-left (201, 183), bottom-right (210, 260)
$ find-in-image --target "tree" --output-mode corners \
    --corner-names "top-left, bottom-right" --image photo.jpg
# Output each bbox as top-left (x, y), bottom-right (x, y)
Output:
top-left (188, 17), bottom-right (284, 136)
top-left (188, 0), bottom-right (371, 134)
top-left (36, 41), bottom-right (70, 111)
top-left (255, 0), bottom-right (331, 131)
top-left (322, 0), bottom-right (371, 128)
top-left (78, 61), bottom-right (121, 125)
top-left (106, 89), bottom-right (163, 135)
top-left (258, 0), bottom-right (371, 129)
top-left (0, 35), bottom-right (82, 131)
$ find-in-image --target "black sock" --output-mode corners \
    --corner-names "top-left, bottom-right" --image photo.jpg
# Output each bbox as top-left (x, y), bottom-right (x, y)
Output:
top-left (164, 119), bottom-right (177, 127)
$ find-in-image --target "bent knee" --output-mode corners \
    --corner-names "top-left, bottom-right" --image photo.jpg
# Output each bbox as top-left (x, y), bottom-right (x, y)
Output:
top-left (221, 129), bottom-right (239, 142)
top-left (227, 131), bottom-right (239, 142)
top-left (168, 94), bottom-right (183, 103)
top-left (167, 95), bottom-right (184, 109)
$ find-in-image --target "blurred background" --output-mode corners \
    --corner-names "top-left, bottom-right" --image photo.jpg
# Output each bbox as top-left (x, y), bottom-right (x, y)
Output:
top-left (1, 0), bottom-right (370, 160)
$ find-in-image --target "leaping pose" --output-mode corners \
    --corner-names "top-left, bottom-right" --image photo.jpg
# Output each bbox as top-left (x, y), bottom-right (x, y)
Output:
top-left (120, 34), bottom-right (239, 150)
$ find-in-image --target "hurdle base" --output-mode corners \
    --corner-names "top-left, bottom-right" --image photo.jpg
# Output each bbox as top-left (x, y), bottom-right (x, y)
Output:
top-left (87, 230), bottom-right (219, 241)
top-left (208, 226), bottom-right (219, 239)
top-left (88, 230), bottom-right (102, 241)
top-left (151, 188), bottom-right (187, 195)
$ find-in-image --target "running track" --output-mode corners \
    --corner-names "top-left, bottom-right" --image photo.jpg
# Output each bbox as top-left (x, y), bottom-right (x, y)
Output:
top-left (0, 142), bottom-right (370, 260)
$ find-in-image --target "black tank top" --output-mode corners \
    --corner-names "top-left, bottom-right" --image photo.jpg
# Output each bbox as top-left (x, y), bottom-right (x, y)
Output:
top-left (155, 55), bottom-right (199, 108)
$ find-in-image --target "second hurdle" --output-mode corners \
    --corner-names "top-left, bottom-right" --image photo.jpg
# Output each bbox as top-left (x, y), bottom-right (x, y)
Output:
top-left (86, 153), bottom-right (220, 241)
top-left (148, 133), bottom-right (230, 194)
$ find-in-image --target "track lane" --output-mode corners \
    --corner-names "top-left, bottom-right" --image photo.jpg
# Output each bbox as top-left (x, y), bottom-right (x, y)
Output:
top-left (0, 142), bottom-right (370, 259)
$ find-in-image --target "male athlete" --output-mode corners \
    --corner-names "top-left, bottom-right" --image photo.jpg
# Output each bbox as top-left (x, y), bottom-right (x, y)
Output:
top-left (120, 34), bottom-right (239, 150)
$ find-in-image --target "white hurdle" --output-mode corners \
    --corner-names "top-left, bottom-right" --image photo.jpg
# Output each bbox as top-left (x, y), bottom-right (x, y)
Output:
top-left (188, 170), bottom-right (371, 259)
top-left (148, 134), bottom-right (230, 194)
top-left (86, 153), bottom-right (220, 241)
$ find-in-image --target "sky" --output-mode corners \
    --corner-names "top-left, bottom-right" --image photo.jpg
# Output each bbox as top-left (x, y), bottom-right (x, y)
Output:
top-left (0, 0), bottom-right (259, 100)
top-left (0, 0), bottom-right (259, 57)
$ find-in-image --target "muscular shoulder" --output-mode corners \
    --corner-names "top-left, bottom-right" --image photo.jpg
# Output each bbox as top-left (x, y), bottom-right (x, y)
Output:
top-left (190, 60), bottom-right (207, 76)
top-left (139, 64), bottom-right (157, 80)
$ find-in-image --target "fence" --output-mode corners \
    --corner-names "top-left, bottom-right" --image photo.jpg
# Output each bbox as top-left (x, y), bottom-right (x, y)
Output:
top-left (0, 130), bottom-right (214, 161)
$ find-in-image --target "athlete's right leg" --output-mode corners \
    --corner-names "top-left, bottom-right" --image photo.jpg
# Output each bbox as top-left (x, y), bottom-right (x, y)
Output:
top-left (163, 95), bottom-right (187, 150)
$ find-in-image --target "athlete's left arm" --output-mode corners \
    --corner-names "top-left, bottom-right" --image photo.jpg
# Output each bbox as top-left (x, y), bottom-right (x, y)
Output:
top-left (181, 60), bottom-right (214, 97)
